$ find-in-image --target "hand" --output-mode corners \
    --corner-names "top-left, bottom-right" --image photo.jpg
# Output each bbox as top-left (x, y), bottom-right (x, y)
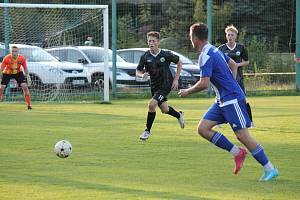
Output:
top-left (142, 72), bottom-right (149, 81)
top-left (178, 89), bottom-right (189, 97)
top-left (171, 79), bottom-right (179, 90)
top-left (26, 75), bottom-right (32, 87)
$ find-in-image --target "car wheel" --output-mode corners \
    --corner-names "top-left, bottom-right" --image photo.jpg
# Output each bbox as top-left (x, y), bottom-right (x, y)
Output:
top-left (91, 73), bottom-right (111, 90)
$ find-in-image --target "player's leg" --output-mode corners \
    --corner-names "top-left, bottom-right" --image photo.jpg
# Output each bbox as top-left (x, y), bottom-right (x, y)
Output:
top-left (235, 128), bottom-right (278, 181)
top-left (140, 98), bottom-right (158, 140)
top-left (17, 73), bottom-right (32, 109)
top-left (0, 84), bottom-right (6, 101)
top-left (199, 103), bottom-right (245, 172)
top-left (227, 99), bottom-right (278, 180)
top-left (0, 74), bottom-right (10, 101)
top-left (201, 102), bottom-right (248, 174)
top-left (159, 101), bottom-right (184, 129)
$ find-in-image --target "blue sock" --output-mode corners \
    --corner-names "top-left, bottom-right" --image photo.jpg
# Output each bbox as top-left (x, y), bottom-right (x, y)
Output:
top-left (210, 132), bottom-right (234, 152)
top-left (251, 144), bottom-right (269, 166)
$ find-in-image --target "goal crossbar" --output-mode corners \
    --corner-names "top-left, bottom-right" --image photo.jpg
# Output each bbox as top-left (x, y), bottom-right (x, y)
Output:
top-left (0, 3), bottom-right (108, 9)
top-left (0, 3), bottom-right (110, 103)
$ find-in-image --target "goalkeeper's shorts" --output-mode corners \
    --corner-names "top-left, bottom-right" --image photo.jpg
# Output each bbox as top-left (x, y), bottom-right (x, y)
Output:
top-left (1, 72), bottom-right (26, 86)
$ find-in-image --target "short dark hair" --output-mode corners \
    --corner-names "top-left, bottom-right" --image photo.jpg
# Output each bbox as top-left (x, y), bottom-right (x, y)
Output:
top-left (190, 23), bottom-right (208, 40)
top-left (11, 46), bottom-right (18, 49)
top-left (147, 31), bottom-right (160, 40)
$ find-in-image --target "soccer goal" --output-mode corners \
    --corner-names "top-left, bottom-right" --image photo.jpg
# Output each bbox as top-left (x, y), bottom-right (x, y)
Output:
top-left (0, 3), bottom-right (110, 102)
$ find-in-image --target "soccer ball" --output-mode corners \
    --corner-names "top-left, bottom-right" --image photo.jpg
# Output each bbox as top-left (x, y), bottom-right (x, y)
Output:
top-left (54, 140), bottom-right (72, 158)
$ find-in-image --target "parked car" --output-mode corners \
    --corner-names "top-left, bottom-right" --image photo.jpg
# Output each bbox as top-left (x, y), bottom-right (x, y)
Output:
top-left (0, 44), bottom-right (90, 88)
top-left (46, 46), bottom-right (148, 87)
top-left (117, 48), bottom-right (200, 88)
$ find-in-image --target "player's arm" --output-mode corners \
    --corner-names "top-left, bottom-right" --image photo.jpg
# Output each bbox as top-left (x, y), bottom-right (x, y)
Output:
top-left (136, 55), bottom-right (148, 80)
top-left (237, 45), bottom-right (249, 67)
top-left (21, 56), bottom-right (32, 86)
top-left (237, 59), bottom-right (249, 67)
top-left (222, 52), bottom-right (238, 79)
top-left (228, 58), bottom-right (238, 79)
top-left (178, 77), bottom-right (210, 97)
top-left (0, 68), bottom-right (2, 81)
top-left (174, 60), bottom-right (182, 81)
top-left (0, 56), bottom-right (7, 80)
top-left (171, 59), bottom-right (182, 90)
top-left (167, 51), bottom-right (182, 90)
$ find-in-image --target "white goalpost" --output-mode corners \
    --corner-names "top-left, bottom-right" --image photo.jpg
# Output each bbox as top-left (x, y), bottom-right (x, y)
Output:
top-left (0, 3), bottom-right (110, 102)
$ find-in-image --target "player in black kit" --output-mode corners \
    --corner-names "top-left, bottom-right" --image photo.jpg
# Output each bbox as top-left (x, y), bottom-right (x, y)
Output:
top-left (219, 25), bottom-right (254, 126)
top-left (136, 31), bottom-right (184, 141)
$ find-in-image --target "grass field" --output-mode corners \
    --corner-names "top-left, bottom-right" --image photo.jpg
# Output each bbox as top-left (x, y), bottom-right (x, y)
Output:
top-left (0, 96), bottom-right (300, 200)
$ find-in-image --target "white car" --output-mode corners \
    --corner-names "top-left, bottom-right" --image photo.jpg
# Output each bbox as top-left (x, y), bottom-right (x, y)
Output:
top-left (0, 44), bottom-right (91, 87)
top-left (46, 46), bottom-right (148, 87)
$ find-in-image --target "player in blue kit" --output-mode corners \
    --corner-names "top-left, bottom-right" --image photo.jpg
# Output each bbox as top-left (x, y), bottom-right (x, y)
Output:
top-left (219, 25), bottom-right (254, 126)
top-left (178, 23), bottom-right (278, 181)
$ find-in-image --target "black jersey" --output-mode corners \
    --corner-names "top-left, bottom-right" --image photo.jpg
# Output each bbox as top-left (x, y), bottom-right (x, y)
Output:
top-left (218, 43), bottom-right (248, 82)
top-left (137, 49), bottom-right (179, 90)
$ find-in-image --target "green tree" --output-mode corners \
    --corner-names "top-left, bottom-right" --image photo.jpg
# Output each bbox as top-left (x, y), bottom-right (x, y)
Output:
top-left (160, 0), bottom-right (195, 50)
top-left (247, 36), bottom-right (269, 73)
top-left (228, 0), bottom-right (295, 51)
top-left (193, 0), bottom-right (206, 23)
top-left (212, 2), bottom-right (233, 44)
top-left (117, 15), bottom-right (135, 48)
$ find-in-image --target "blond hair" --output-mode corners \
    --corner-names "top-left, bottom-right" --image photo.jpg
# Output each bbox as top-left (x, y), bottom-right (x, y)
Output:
top-left (225, 25), bottom-right (238, 34)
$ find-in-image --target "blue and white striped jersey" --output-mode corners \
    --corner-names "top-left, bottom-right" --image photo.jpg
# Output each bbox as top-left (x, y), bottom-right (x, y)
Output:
top-left (198, 43), bottom-right (245, 105)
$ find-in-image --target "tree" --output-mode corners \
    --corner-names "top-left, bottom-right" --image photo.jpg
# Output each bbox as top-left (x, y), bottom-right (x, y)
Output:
top-left (228, 0), bottom-right (295, 51)
top-left (160, 0), bottom-right (195, 50)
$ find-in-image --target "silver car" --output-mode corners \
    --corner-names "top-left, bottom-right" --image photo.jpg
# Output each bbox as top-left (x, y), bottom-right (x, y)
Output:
top-left (46, 46), bottom-right (149, 87)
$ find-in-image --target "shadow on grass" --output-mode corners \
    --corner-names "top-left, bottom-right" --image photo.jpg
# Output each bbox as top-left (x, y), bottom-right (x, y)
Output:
top-left (3, 173), bottom-right (213, 200)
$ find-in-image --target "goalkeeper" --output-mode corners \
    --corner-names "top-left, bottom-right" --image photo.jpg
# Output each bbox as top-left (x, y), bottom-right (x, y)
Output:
top-left (0, 46), bottom-right (32, 110)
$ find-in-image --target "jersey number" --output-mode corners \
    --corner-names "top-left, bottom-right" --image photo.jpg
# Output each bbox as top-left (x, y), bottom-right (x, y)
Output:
top-left (158, 95), bottom-right (164, 101)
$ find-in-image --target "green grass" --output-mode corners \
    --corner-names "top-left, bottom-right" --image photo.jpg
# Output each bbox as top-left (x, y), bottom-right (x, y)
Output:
top-left (0, 96), bottom-right (299, 200)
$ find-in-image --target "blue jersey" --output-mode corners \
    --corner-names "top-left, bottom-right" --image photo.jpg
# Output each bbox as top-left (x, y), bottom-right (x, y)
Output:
top-left (198, 43), bottom-right (245, 105)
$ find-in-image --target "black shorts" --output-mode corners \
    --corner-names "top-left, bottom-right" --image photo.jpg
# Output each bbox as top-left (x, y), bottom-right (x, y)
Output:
top-left (151, 88), bottom-right (171, 106)
top-left (1, 72), bottom-right (26, 86)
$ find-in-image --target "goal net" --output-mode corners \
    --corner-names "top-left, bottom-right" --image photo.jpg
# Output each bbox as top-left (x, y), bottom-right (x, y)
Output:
top-left (0, 3), bottom-right (109, 102)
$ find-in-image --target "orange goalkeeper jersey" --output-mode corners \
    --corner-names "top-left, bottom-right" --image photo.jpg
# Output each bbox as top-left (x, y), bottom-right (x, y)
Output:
top-left (1, 54), bottom-right (27, 75)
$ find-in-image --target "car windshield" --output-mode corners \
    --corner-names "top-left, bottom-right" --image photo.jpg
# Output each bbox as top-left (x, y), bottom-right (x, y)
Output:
top-left (19, 47), bottom-right (58, 62)
top-left (81, 49), bottom-right (125, 63)
top-left (170, 51), bottom-right (194, 64)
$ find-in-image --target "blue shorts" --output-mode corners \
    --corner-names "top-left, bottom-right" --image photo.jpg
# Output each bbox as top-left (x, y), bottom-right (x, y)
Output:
top-left (203, 99), bottom-right (251, 131)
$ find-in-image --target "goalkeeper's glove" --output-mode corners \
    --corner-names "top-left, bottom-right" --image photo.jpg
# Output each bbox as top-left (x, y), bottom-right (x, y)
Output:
top-left (26, 75), bottom-right (32, 87)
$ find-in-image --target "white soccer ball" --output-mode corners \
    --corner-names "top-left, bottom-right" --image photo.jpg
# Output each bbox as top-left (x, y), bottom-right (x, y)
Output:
top-left (54, 140), bottom-right (72, 158)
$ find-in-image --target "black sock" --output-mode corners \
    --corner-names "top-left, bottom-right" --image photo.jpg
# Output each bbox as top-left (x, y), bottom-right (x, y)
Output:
top-left (146, 112), bottom-right (156, 132)
top-left (246, 102), bottom-right (253, 122)
top-left (167, 106), bottom-right (180, 118)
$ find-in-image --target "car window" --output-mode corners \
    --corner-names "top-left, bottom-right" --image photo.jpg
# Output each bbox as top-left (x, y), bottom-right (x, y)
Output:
top-left (66, 49), bottom-right (85, 63)
top-left (47, 50), bottom-right (61, 60)
top-left (118, 51), bottom-right (133, 63)
top-left (19, 48), bottom-right (58, 62)
top-left (170, 51), bottom-right (194, 64)
top-left (134, 51), bottom-right (145, 63)
top-left (81, 49), bottom-right (125, 63)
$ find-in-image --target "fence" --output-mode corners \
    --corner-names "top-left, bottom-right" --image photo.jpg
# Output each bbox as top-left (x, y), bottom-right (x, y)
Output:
top-left (0, 0), bottom-right (297, 102)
